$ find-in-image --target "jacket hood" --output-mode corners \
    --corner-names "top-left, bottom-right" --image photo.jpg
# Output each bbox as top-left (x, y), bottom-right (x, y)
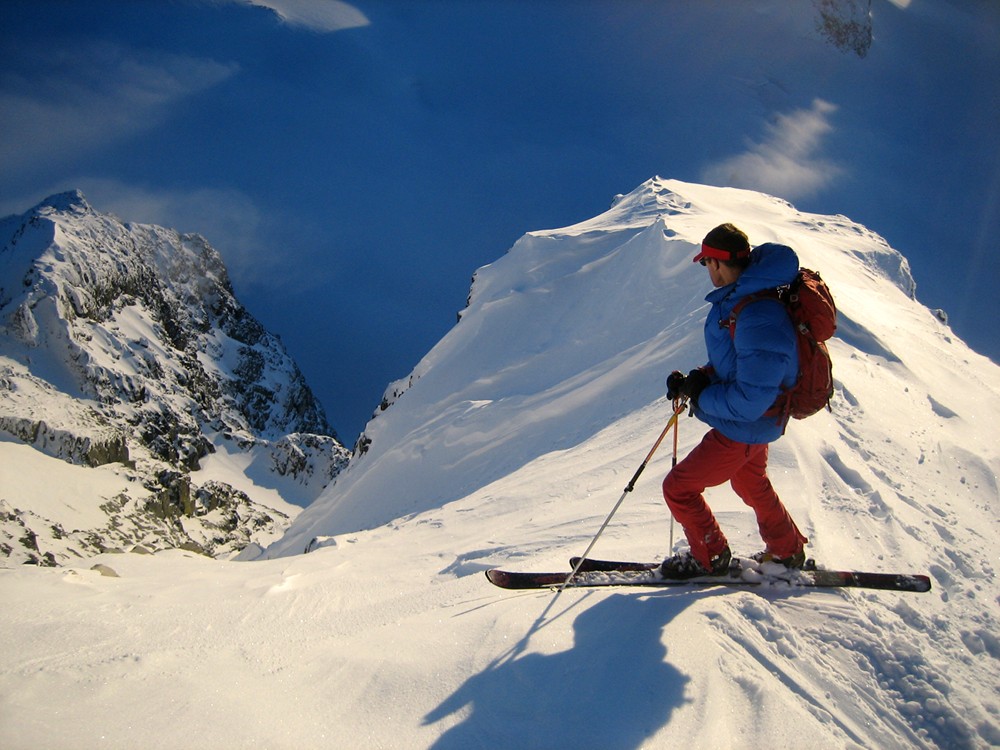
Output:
top-left (706, 242), bottom-right (800, 306)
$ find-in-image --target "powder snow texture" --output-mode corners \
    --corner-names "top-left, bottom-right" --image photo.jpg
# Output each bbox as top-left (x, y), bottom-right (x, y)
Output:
top-left (1, 179), bottom-right (998, 749)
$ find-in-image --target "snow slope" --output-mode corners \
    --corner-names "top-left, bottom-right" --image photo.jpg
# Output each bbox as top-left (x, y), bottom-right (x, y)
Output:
top-left (1, 179), bottom-right (998, 749)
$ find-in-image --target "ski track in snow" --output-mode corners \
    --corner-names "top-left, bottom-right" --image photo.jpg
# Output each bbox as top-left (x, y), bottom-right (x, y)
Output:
top-left (707, 592), bottom-right (990, 748)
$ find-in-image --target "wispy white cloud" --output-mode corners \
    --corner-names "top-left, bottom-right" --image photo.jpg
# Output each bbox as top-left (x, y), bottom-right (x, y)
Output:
top-left (0, 42), bottom-right (238, 178)
top-left (234, 0), bottom-right (370, 33)
top-left (700, 98), bottom-right (843, 200)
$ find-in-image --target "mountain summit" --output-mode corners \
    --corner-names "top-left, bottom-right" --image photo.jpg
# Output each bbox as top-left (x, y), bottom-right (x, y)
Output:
top-left (0, 193), bottom-right (349, 563)
top-left (35, 189), bottom-right (91, 213)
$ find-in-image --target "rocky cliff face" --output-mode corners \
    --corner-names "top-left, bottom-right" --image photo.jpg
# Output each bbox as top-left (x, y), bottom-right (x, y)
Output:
top-left (0, 191), bottom-right (350, 564)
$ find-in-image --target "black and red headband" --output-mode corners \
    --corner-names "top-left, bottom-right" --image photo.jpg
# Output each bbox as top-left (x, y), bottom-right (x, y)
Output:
top-left (692, 243), bottom-right (751, 263)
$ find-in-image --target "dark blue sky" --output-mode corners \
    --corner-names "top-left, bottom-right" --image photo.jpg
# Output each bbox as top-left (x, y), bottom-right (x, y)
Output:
top-left (2, 0), bottom-right (997, 442)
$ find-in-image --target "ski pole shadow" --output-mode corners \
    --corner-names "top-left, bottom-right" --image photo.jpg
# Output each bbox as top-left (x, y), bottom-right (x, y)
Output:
top-left (424, 592), bottom-right (693, 749)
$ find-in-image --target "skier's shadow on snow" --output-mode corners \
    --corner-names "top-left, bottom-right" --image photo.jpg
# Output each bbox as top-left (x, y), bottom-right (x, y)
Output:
top-left (424, 592), bottom-right (692, 749)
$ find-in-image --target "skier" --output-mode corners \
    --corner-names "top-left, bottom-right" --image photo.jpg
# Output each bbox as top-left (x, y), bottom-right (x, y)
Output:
top-left (661, 223), bottom-right (808, 578)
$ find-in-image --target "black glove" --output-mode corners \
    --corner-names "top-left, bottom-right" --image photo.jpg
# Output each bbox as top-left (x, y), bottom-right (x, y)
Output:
top-left (666, 370), bottom-right (686, 400)
top-left (681, 368), bottom-right (710, 404)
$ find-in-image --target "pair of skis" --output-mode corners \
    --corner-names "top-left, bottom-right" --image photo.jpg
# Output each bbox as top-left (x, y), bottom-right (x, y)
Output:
top-left (485, 555), bottom-right (932, 593)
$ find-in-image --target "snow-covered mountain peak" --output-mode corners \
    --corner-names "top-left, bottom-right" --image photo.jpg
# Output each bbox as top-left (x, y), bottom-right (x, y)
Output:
top-left (1, 192), bottom-right (350, 564)
top-left (560, 177), bottom-right (700, 234)
top-left (510, 177), bottom-right (916, 301)
top-left (31, 188), bottom-right (91, 215)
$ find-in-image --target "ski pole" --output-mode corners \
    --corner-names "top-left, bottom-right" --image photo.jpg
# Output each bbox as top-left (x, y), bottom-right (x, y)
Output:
top-left (560, 399), bottom-right (688, 591)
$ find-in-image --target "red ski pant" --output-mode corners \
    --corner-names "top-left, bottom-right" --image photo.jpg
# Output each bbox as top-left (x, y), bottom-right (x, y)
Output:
top-left (662, 428), bottom-right (806, 569)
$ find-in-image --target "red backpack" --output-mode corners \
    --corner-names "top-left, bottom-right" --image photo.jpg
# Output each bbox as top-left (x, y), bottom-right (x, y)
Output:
top-left (725, 268), bottom-right (836, 422)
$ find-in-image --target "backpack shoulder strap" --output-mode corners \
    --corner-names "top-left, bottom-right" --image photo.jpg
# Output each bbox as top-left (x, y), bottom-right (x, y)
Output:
top-left (721, 288), bottom-right (783, 339)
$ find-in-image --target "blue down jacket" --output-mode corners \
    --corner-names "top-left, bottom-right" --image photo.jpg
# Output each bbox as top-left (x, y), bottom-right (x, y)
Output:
top-left (691, 242), bottom-right (800, 444)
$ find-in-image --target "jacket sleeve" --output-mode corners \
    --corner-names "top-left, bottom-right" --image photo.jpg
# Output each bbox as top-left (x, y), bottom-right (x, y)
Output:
top-left (695, 299), bottom-right (795, 422)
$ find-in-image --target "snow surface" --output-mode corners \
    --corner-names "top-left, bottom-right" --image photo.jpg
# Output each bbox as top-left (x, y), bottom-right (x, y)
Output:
top-left (2, 179), bottom-right (999, 749)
